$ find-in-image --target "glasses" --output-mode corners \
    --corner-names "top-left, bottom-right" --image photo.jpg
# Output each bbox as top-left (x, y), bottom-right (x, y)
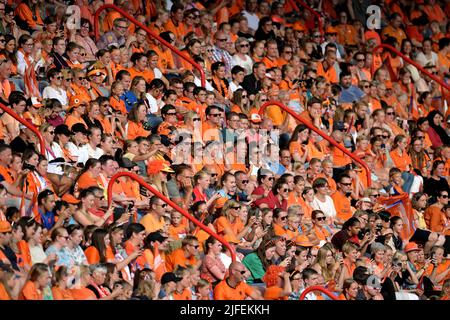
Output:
top-left (266, 177), bottom-right (274, 181)
top-left (217, 38), bottom-right (227, 42)
top-left (157, 203), bottom-right (168, 208)
top-left (24, 42), bottom-right (34, 47)
top-left (363, 85), bottom-right (370, 88)
top-left (0, 39), bottom-right (5, 43)
top-left (261, 98), bottom-right (268, 102)
top-left (440, 195), bottom-right (449, 199)
top-left (210, 173), bottom-right (218, 177)
top-left (55, 76), bottom-right (63, 80)
top-left (281, 188), bottom-right (289, 192)
top-left (207, 49), bottom-right (214, 53)
top-left (313, 34), bottom-right (321, 38)
top-left (382, 135), bottom-right (389, 139)
top-left (340, 182), bottom-right (352, 186)
top-left (280, 216), bottom-right (288, 220)
top-left (241, 95), bottom-right (248, 98)
top-left (116, 25), bottom-right (128, 29)
top-left (356, 58), bottom-right (365, 62)
top-left (166, 112), bottom-right (177, 116)
top-left (386, 112), bottom-right (395, 116)
top-left (284, 51), bottom-right (293, 54)
top-left (210, 113), bottom-right (221, 117)
top-left (417, 136), bottom-right (425, 140)
top-left (371, 194), bottom-right (380, 198)
top-left (240, 44), bottom-right (250, 48)
top-left (64, 78), bottom-right (73, 81)
top-left (77, 77), bottom-right (86, 81)
top-left (59, 235), bottom-right (70, 240)
top-left (241, 180), bottom-right (249, 184)
top-left (79, 53), bottom-right (87, 57)
top-left (48, 131), bottom-right (55, 135)
top-left (190, 244), bottom-right (200, 249)
top-left (316, 217), bottom-right (326, 221)
top-left (231, 206), bottom-right (241, 210)
top-left (193, 118), bottom-right (201, 121)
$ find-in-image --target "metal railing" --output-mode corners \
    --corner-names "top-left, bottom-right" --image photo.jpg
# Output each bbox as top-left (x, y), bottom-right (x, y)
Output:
top-left (0, 102), bottom-right (45, 155)
top-left (93, 4), bottom-right (206, 87)
top-left (299, 286), bottom-right (340, 300)
top-left (373, 43), bottom-right (450, 93)
top-left (260, 101), bottom-right (372, 186)
top-left (106, 171), bottom-right (236, 261)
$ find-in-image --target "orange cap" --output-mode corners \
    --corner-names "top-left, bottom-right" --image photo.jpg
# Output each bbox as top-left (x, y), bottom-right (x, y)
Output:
top-left (0, 220), bottom-right (12, 233)
top-left (293, 22), bottom-right (306, 32)
top-left (61, 194), bottom-right (81, 204)
top-left (69, 95), bottom-right (89, 110)
top-left (404, 242), bottom-right (420, 253)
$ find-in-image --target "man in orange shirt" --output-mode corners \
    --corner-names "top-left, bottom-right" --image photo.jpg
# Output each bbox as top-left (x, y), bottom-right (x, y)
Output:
top-left (331, 174), bottom-right (354, 226)
top-left (165, 235), bottom-right (200, 272)
top-left (317, 48), bottom-right (339, 83)
top-left (139, 196), bottom-right (168, 234)
top-left (202, 105), bottom-right (223, 142)
top-left (382, 13), bottom-right (406, 46)
top-left (330, 130), bottom-right (352, 168)
top-left (213, 261), bottom-right (263, 300)
top-left (164, 3), bottom-right (186, 46)
top-left (261, 39), bottom-right (279, 69)
top-left (128, 53), bottom-right (154, 83)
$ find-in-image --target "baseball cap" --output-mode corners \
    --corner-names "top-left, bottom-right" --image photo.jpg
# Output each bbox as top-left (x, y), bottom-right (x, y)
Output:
top-left (71, 123), bottom-right (90, 135)
top-left (160, 272), bottom-right (182, 285)
top-left (119, 157), bottom-right (138, 169)
top-left (359, 197), bottom-right (373, 204)
top-left (54, 124), bottom-right (74, 136)
top-left (69, 95), bottom-right (89, 110)
top-left (0, 220), bottom-right (12, 233)
top-left (325, 26), bottom-right (338, 34)
top-left (250, 113), bottom-right (262, 123)
top-left (404, 242), bottom-right (420, 253)
top-left (61, 194), bottom-right (81, 204)
top-left (87, 69), bottom-right (106, 78)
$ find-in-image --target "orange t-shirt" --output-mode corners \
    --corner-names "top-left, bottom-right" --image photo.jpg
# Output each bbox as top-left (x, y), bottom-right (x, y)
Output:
top-left (264, 286), bottom-right (288, 300)
top-left (317, 61), bottom-right (338, 84)
top-left (76, 172), bottom-right (102, 190)
top-left (0, 283), bottom-right (11, 300)
top-left (332, 144), bottom-right (352, 167)
top-left (165, 248), bottom-right (197, 272)
top-left (390, 149), bottom-right (412, 172)
top-left (52, 286), bottom-right (74, 300)
top-left (70, 287), bottom-right (97, 300)
top-left (214, 216), bottom-right (244, 244)
top-left (213, 279), bottom-right (255, 300)
top-left (65, 114), bottom-right (87, 130)
top-left (84, 246), bottom-right (115, 264)
top-left (173, 288), bottom-right (192, 300)
top-left (424, 205), bottom-right (446, 233)
top-left (127, 121), bottom-right (150, 140)
top-left (331, 191), bottom-right (353, 221)
top-left (109, 96), bottom-right (127, 115)
top-left (19, 281), bottom-right (42, 300)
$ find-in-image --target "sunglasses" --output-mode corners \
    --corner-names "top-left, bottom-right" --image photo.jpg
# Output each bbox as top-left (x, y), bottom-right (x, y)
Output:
top-left (371, 194), bottom-right (380, 198)
top-left (340, 182), bottom-right (352, 186)
top-left (241, 95), bottom-right (248, 98)
top-left (65, 78), bottom-right (73, 81)
top-left (48, 131), bottom-right (55, 135)
top-left (316, 217), bottom-right (326, 221)
top-left (266, 177), bottom-right (274, 181)
top-left (158, 203), bottom-right (168, 208)
top-left (231, 206), bottom-right (241, 210)
top-left (313, 34), bottom-right (321, 38)
top-left (217, 38), bottom-right (227, 42)
top-left (240, 44), bottom-right (250, 48)
top-left (166, 112), bottom-right (177, 116)
top-left (261, 98), bottom-right (268, 102)
top-left (190, 244), bottom-right (200, 249)
top-left (77, 77), bottom-right (87, 80)
top-left (382, 135), bottom-right (389, 139)
top-left (193, 118), bottom-right (201, 121)
top-left (356, 58), bottom-right (365, 62)
top-left (417, 136), bottom-right (425, 140)
top-left (440, 195), bottom-right (449, 198)
top-left (281, 188), bottom-right (289, 192)
top-left (79, 53), bottom-right (87, 57)
top-left (55, 76), bottom-right (63, 80)
top-left (210, 173), bottom-right (218, 177)
top-left (363, 85), bottom-right (370, 88)
top-left (210, 114), bottom-right (221, 117)
top-left (207, 49), bottom-right (214, 53)
top-left (280, 216), bottom-right (288, 220)
top-left (386, 112), bottom-right (395, 115)
top-left (284, 51), bottom-right (293, 54)
top-left (241, 180), bottom-right (249, 184)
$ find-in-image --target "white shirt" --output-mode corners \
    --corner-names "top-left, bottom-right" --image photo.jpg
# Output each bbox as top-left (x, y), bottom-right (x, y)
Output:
top-left (194, 76), bottom-right (214, 91)
top-left (311, 195), bottom-right (337, 218)
top-left (231, 54), bottom-right (254, 75)
top-left (66, 142), bottom-right (82, 163)
top-left (229, 81), bottom-right (243, 93)
top-left (77, 143), bottom-right (104, 165)
top-left (42, 86), bottom-right (68, 106)
top-left (415, 51), bottom-right (438, 67)
top-left (16, 50), bottom-right (34, 76)
top-left (145, 92), bottom-right (159, 114)
top-left (242, 11), bottom-right (259, 31)
top-left (46, 142), bottom-right (65, 175)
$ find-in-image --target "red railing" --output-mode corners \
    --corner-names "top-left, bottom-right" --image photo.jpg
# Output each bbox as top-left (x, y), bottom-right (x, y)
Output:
top-left (0, 102), bottom-right (45, 155)
top-left (94, 4), bottom-right (206, 87)
top-left (107, 171), bottom-right (236, 261)
top-left (373, 44), bottom-right (450, 93)
top-left (299, 286), bottom-right (340, 300)
top-left (260, 101), bottom-right (372, 186)
top-left (295, 0), bottom-right (324, 36)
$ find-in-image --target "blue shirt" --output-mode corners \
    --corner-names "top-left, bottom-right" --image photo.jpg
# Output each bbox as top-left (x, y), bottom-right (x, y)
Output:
top-left (339, 85), bottom-right (365, 103)
top-left (121, 91), bottom-right (138, 112)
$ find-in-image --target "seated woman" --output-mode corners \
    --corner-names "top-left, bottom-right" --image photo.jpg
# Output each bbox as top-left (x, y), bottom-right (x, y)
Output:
top-left (200, 236), bottom-right (227, 286)
top-left (126, 103), bottom-right (151, 141)
top-left (73, 189), bottom-right (113, 228)
top-left (242, 238), bottom-right (277, 284)
top-left (214, 199), bottom-right (255, 244)
top-left (263, 265), bottom-right (292, 300)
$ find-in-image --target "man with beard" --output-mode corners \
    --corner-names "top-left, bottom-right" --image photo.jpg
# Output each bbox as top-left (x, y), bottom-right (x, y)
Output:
top-left (338, 71), bottom-right (365, 104)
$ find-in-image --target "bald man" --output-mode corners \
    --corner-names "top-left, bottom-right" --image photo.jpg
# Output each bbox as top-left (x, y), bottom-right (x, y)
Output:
top-left (213, 261), bottom-right (263, 300)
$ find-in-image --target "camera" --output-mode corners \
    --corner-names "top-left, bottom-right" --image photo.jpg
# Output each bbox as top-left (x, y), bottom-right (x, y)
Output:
top-left (23, 163), bottom-right (35, 171)
top-left (358, 228), bottom-right (370, 240)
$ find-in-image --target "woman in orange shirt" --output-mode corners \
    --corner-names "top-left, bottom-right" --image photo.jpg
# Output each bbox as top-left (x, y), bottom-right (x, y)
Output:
top-left (339, 278), bottom-right (359, 300)
top-left (390, 134), bottom-right (413, 172)
top-left (126, 103), bottom-right (151, 140)
top-left (51, 266), bottom-right (74, 300)
top-left (69, 265), bottom-right (97, 300)
top-left (214, 199), bottom-right (250, 244)
top-left (75, 159), bottom-right (104, 192)
top-left (311, 210), bottom-right (332, 242)
top-left (84, 228), bottom-right (116, 265)
top-left (19, 263), bottom-right (50, 300)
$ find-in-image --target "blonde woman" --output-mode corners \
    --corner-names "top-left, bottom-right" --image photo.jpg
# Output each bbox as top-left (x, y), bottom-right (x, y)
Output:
top-left (192, 170), bottom-right (221, 208)
top-left (147, 159), bottom-right (173, 198)
top-left (311, 245), bottom-right (340, 283)
top-left (214, 199), bottom-right (256, 244)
